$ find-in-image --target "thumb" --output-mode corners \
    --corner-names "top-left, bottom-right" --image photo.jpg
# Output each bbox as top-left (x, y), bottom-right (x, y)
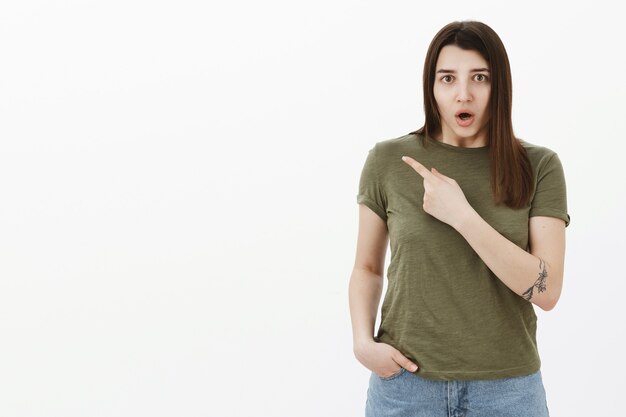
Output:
top-left (432, 167), bottom-right (443, 176)
top-left (431, 167), bottom-right (454, 184)
top-left (392, 348), bottom-right (419, 371)
top-left (404, 360), bottom-right (419, 372)
top-left (397, 355), bottom-right (419, 371)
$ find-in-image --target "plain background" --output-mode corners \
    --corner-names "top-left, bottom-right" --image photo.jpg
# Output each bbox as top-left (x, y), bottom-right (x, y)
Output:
top-left (0, 1), bottom-right (624, 416)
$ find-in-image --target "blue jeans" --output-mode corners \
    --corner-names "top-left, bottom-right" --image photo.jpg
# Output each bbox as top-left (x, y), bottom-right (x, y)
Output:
top-left (365, 368), bottom-right (549, 417)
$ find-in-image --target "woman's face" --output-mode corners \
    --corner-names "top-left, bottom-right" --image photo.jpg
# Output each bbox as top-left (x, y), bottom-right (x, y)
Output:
top-left (433, 44), bottom-right (491, 145)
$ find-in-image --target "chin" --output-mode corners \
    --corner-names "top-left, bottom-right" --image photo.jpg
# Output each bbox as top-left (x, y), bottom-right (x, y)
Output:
top-left (454, 127), bottom-right (479, 137)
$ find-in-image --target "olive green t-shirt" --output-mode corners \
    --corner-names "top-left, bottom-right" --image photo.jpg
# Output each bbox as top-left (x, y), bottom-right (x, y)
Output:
top-left (356, 132), bottom-right (570, 381)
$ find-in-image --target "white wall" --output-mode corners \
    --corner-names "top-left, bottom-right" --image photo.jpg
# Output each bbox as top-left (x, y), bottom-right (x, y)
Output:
top-left (0, 1), bottom-right (622, 416)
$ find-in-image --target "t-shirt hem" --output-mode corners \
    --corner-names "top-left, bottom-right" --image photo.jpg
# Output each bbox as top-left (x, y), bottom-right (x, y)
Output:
top-left (412, 361), bottom-right (541, 381)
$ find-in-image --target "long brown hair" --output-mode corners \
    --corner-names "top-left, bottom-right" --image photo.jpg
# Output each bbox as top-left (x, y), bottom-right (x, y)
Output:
top-left (410, 20), bottom-right (533, 209)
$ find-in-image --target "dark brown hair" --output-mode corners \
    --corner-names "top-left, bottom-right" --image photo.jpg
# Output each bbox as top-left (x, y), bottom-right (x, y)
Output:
top-left (410, 20), bottom-right (533, 209)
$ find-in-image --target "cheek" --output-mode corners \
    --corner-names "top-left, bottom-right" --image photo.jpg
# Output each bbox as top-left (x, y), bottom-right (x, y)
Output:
top-left (433, 91), bottom-right (446, 113)
top-left (480, 105), bottom-right (491, 122)
top-left (480, 88), bottom-right (491, 103)
top-left (433, 85), bottom-right (443, 101)
top-left (478, 90), bottom-right (491, 114)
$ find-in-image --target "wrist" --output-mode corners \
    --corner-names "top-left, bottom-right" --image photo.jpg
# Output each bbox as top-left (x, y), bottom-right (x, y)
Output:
top-left (353, 337), bottom-right (376, 353)
top-left (455, 205), bottom-right (478, 232)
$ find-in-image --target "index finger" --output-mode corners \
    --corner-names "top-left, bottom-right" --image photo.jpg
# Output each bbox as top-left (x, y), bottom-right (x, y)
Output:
top-left (401, 155), bottom-right (434, 180)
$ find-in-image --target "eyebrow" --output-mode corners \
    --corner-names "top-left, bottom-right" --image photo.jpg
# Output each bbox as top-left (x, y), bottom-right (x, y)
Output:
top-left (436, 68), bottom-right (490, 73)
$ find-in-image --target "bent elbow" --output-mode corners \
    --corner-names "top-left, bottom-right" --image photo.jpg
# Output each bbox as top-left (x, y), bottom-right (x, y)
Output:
top-left (540, 294), bottom-right (560, 312)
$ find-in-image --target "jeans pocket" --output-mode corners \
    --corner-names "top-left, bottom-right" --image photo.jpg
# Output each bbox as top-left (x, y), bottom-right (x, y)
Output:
top-left (378, 367), bottom-right (406, 381)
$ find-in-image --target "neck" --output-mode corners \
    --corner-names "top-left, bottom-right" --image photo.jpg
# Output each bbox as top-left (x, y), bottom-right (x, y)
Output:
top-left (434, 131), bottom-right (487, 148)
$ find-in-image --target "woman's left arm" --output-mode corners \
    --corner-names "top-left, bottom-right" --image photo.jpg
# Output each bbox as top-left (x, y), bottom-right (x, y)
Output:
top-left (401, 155), bottom-right (567, 311)
top-left (455, 210), bottom-right (566, 311)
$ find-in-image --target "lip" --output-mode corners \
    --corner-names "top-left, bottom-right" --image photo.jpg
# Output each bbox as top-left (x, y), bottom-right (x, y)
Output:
top-left (456, 113), bottom-right (475, 127)
top-left (455, 109), bottom-right (475, 117)
top-left (454, 109), bottom-right (475, 127)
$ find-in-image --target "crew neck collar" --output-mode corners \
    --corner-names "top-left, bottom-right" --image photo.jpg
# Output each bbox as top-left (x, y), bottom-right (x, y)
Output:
top-left (421, 133), bottom-right (490, 153)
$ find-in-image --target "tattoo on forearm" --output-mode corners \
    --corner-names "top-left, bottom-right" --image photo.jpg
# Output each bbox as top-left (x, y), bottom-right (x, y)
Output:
top-left (522, 258), bottom-right (548, 301)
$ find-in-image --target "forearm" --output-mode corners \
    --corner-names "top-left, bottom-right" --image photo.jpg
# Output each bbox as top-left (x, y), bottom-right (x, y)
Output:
top-left (348, 268), bottom-right (384, 349)
top-left (455, 208), bottom-right (559, 311)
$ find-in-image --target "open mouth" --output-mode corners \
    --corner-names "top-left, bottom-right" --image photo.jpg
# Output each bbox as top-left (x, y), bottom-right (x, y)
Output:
top-left (455, 111), bottom-right (475, 127)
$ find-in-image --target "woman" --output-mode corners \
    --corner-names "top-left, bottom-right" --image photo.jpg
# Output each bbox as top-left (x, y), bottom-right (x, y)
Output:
top-left (349, 20), bottom-right (569, 417)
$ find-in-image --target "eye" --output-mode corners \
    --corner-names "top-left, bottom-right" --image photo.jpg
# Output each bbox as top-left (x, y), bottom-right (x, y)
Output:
top-left (475, 74), bottom-right (489, 82)
top-left (440, 75), bottom-right (453, 83)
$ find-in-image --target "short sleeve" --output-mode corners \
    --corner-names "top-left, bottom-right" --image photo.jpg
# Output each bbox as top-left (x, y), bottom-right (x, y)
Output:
top-left (356, 145), bottom-right (388, 222)
top-left (529, 153), bottom-right (571, 227)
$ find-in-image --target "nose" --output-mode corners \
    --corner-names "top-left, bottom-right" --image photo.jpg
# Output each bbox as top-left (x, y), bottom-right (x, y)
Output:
top-left (456, 82), bottom-right (472, 102)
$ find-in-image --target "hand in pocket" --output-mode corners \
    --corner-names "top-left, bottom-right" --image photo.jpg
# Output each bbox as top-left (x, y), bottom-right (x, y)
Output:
top-left (354, 340), bottom-right (419, 378)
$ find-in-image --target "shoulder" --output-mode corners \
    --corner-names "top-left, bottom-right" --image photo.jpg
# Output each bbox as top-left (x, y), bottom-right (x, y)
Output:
top-left (517, 137), bottom-right (564, 172)
top-left (518, 137), bottom-right (559, 161)
top-left (518, 138), bottom-right (568, 197)
top-left (361, 133), bottom-right (417, 183)
top-left (369, 132), bottom-right (417, 157)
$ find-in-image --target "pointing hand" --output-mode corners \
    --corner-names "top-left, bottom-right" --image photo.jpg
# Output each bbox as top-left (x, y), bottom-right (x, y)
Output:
top-left (401, 155), bottom-right (473, 229)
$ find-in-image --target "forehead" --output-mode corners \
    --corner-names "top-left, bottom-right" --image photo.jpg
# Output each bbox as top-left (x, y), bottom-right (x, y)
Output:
top-left (435, 45), bottom-right (488, 70)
